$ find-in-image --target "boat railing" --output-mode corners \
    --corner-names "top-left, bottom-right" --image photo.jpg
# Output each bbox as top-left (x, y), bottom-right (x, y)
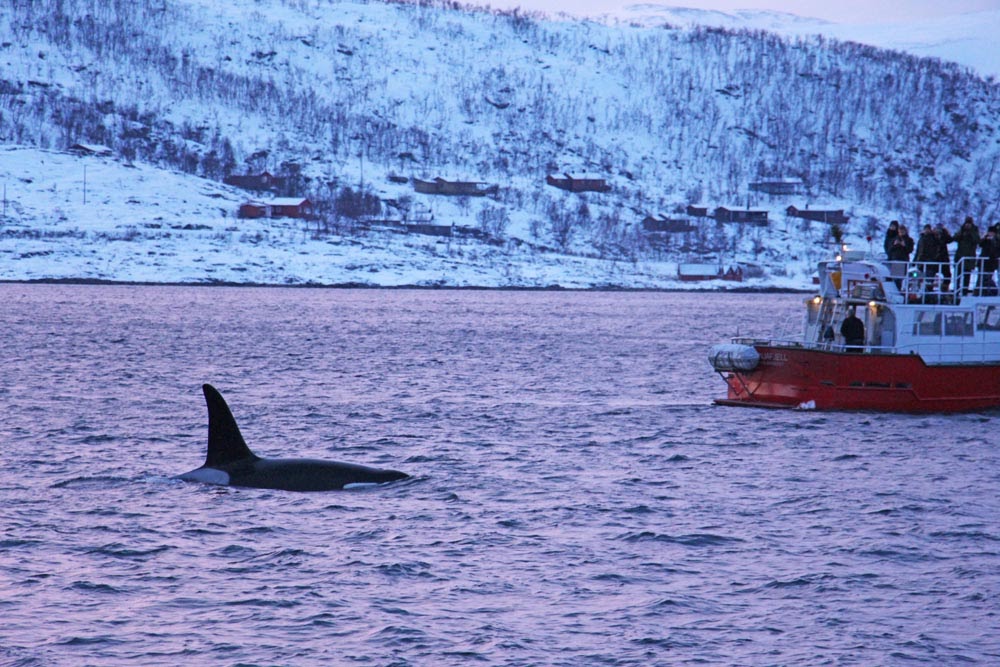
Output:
top-left (884, 258), bottom-right (998, 305)
top-left (730, 336), bottom-right (1000, 364)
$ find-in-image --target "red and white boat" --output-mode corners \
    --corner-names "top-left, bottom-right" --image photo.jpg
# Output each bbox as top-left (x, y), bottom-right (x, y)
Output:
top-left (710, 251), bottom-right (1000, 412)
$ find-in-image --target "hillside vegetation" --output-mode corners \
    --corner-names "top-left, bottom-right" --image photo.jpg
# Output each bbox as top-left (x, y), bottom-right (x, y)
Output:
top-left (2, 0), bottom-right (999, 284)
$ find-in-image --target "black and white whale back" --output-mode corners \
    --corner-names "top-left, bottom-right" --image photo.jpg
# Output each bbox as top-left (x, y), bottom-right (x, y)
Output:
top-left (177, 384), bottom-right (409, 492)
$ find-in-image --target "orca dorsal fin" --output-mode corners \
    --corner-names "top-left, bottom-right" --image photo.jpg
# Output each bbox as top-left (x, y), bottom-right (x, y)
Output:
top-left (203, 384), bottom-right (259, 467)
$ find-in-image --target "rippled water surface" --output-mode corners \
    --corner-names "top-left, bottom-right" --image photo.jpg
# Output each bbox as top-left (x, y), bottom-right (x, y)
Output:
top-left (1, 285), bottom-right (998, 666)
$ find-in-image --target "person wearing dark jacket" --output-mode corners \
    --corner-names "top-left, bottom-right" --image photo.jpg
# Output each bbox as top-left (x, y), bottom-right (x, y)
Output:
top-left (887, 225), bottom-right (915, 289)
top-left (953, 216), bottom-right (980, 292)
top-left (840, 309), bottom-right (865, 353)
top-left (934, 224), bottom-right (953, 291)
top-left (884, 220), bottom-right (900, 257)
top-left (887, 225), bottom-right (914, 262)
top-left (980, 225), bottom-right (1000, 294)
top-left (914, 224), bottom-right (940, 267)
top-left (915, 224), bottom-right (947, 293)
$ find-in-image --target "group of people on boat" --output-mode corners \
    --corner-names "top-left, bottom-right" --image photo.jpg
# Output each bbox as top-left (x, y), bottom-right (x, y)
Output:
top-left (883, 216), bottom-right (1000, 294)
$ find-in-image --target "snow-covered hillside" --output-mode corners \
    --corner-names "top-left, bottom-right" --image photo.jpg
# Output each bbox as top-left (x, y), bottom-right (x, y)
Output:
top-left (1, 0), bottom-right (998, 287)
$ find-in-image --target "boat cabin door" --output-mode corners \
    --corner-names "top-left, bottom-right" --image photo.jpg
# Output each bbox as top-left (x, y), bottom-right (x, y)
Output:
top-left (866, 304), bottom-right (896, 351)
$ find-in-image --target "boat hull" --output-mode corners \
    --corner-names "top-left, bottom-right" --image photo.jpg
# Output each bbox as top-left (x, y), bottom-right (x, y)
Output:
top-left (717, 345), bottom-right (1000, 412)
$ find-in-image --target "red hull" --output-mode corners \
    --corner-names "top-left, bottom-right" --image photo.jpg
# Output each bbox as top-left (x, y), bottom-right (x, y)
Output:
top-left (717, 346), bottom-right (1000, 412)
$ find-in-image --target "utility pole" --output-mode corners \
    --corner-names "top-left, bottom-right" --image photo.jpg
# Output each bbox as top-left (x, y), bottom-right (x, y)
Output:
top-left (83, 165), bottom-right (87, 205)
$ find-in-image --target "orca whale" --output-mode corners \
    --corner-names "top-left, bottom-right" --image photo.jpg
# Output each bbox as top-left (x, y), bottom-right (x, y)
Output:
top-left (177, 384), bottom-right (409, 492)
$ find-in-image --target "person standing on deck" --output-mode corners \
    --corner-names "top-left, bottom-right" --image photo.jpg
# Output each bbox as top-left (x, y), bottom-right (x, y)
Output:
top-left (888, 225), bottom-right (914, 262)
top-left (934, 224), bottom-right (954, 292)
top-left (915, 224), bottom-right (942, 285)
top-left (980, 225), bottom-right (1000, 294)
top-left (884, 220), bottom-right (900, 257)
top-left (840, 308), bottom-right (865, 353)
top-left (887, 225), bottom-right (915, 289)
top-left (953, 216), bottom-right (980, 293)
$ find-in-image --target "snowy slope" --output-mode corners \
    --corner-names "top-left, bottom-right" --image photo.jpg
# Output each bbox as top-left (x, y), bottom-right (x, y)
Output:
top-left (0, 146), bottom-right (702, 287)
top-left (1, 0), bottom-right (998, 287)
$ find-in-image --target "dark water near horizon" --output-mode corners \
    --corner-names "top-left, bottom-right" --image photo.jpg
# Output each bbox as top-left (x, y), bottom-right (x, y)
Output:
top-left (1, 285), bottom-right (998, 666)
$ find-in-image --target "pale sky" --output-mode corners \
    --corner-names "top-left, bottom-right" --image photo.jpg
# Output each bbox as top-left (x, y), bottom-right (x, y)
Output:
top-left (480, 0), bottom-right (1000, 24)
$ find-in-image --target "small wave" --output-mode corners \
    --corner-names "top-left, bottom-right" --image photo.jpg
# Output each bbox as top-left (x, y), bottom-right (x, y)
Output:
top-left (346, 529), bottom-right (389, 542)
top-left (57, 636), bottom-right (125, 647)
top-left (68, 580), bottom-right (122, 594)
top-left (403, 454), bottom-right (439, 463)
top-left (0, 539), bottom-right (40, 550)
top-left (621, 531), bottom-right (744, 547)
top-left (86, 543), bottom-right (171, 560)
top-left (305, 611), bottom-right (350, 627)
top-left (649, 597), bottom-right (690, 609)
top-left (633, 636), bottom-right (688, 649)
top-left (376, 562), bottom-right (435, 579)
top-left (181, 527), bottom-right (227, 537)
top-left (77, 434), bottom-right (116, 445)
top-left (73, 507), bottom-right (120, 517)
top-left (376, 605), bottom-right (417, 616)
top-left (320, 503), bottom-right (353, 511)
top-left (50, 476), bottom-right (129, 489)
top-left (928, 530), bottom-right (1000, 542)
top-left (792, 416), bottom-right (829, 428)
top-left (2, 654), bottom-right (44, 667)
top-left (868, 504), bottom-right (928, 516)
top-left (861, 547), bottom-right (946, 563)
top-left (365, 624), bottom-right (429, 649)
top-left (226, 598), bottom-right (300, 609)
top-left (442, 649), bottom-right (490, 662)
top-left (762, 574), bottom-right (833, 589)
top-left (215, 544), bottom-right (257, 557)
top-left (244, 548), bottom-right (309, 566)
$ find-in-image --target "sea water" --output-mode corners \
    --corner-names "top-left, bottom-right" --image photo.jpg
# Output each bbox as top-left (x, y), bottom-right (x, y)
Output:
top-left (1, 285), bottom-right (997, 665)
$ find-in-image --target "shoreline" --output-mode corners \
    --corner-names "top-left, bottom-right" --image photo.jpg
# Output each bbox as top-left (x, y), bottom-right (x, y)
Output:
top-left (0, 277), bottom-right (808, 294)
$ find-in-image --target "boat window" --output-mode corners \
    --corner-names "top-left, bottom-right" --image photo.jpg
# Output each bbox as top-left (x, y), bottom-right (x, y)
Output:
top-left (944, 312), bottom-right (974, 337)
top-left (978, 305), bottom-right (1000, 332)
top-left (912, 311), bottom-right (941, 336)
